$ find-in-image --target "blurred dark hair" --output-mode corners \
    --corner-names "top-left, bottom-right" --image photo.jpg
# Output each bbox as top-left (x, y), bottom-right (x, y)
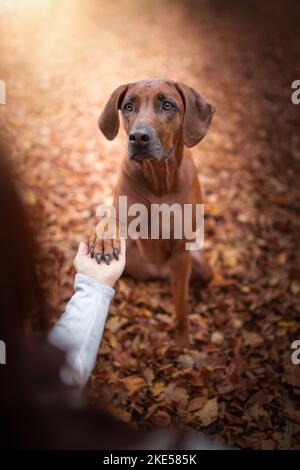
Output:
top-left (0, 143), bottom-right (44, 338)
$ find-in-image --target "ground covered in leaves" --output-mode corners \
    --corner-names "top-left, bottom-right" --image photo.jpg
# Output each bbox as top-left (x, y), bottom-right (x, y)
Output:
top-left (1, 0), bottom-right (300, 450)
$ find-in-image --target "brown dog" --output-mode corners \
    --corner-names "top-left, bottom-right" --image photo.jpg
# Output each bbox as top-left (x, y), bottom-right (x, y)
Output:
top-left (90, 78), bottom-right (215, 343)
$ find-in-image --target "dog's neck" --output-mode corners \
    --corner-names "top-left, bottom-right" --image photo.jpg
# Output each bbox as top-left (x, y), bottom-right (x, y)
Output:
top-left (125, 140), bottom-right (184, 196)
top-left (140, 155), bottom-right (179, 195)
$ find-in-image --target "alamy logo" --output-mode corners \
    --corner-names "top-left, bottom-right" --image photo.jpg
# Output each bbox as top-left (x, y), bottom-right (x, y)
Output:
top-left (291, 340), bottom-right (300, 365)
top-left (96, 196), bottom-right (205, 251)
top-left (0, 340), bottom-right (6, 365)
top-left (291, 80), bottom-right (300, 105)
top-left (0, 80), bottom-right (6, 104)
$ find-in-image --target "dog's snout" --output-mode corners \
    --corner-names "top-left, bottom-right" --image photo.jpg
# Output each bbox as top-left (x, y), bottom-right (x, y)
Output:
top-left (129, 128), bottom-right (151, 148)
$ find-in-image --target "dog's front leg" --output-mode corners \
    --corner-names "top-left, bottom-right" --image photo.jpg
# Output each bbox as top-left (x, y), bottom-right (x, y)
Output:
top-left (169, 251), bottom-right (192, 345)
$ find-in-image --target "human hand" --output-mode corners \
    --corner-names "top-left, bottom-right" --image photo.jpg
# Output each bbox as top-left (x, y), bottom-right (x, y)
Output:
top-left (73, 238), bottom-right (126, 288)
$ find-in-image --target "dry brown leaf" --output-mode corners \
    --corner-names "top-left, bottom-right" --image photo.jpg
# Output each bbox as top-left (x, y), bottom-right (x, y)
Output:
top-left (290, 280), bottom-right (300, 295)
top-left (22, 188), bottom-right (37, 206)
top-left (187, 396), bottom-right (208, 412)
top-left (151, 410), bottom-right (171, 427)
top-left (211, 331), bottom-right (224, 345)
top-left (248, 404), bottom-right (269, 419)
top-left (177, 354), bottom-right (195, 369)
top-left (121, 376), bottom-right (146, 396)
top-left (194, 398), bottom-right (218, 427)
top-left (152, 381), bottom-right (166, 397)
top-left (163, 385), bottom-right (189, 406)
top-left (105, 316), bottom-right (128, 333)
top-left (242, 330), bottom-right (264, 348)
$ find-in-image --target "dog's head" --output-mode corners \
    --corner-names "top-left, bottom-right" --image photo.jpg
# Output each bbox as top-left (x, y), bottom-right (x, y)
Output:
top-left (99, 78), bottom-right (215, 162)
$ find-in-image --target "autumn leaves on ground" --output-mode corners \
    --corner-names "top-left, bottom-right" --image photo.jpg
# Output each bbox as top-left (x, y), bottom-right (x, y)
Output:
top-left (0, 0), bottom-right (299, 450)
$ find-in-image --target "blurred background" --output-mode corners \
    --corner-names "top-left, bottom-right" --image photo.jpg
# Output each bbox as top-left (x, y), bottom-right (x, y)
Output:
top-left (0, 0), bottom-right (300, 450)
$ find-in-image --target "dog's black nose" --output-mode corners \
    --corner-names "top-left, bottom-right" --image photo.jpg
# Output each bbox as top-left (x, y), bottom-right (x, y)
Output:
top-left (129, 128), bottom-right (151, 147)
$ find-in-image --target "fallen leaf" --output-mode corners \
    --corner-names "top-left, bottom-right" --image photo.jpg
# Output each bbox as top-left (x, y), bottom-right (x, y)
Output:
top-left (121, 376), bottom-right (146, 395)
top-left (243, 330), bottom-right (264, 348)
top-left (194, 398), bottom-right (218, 427)
top-left (211, 331), bottom-right (224, 345)
top-left (187, 396), bottom-right (208, 412)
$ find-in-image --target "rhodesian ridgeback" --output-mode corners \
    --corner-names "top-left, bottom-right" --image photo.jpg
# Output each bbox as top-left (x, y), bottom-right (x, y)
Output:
top-left (89, 78), bottom-right (215, 343)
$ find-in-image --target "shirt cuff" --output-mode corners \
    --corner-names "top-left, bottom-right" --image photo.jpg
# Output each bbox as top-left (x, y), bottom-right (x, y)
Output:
top-left (74, 273), bottom-right (115, 299)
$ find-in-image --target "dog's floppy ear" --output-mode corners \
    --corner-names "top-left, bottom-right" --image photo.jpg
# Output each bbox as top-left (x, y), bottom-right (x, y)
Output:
top-left (175, 82), bottom-right (215, 148)
top-left (98, 84), bottom-right (130, 140)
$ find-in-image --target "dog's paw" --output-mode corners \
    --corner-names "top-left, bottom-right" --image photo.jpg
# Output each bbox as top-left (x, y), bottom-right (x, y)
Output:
top-left (88, 228), bottom-right (120, 265)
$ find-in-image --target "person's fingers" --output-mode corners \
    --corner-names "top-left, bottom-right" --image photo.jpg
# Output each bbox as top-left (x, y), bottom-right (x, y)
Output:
top-left (77, 241), bottom-right (88, 256)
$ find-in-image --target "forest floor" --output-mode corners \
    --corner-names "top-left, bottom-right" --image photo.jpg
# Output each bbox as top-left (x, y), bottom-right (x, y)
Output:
top-left (1, 0), bottom-right (300, 449)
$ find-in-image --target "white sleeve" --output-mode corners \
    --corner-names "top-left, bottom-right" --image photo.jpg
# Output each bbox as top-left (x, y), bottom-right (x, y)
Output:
top-left (48, 273), bottom-right (115, 388)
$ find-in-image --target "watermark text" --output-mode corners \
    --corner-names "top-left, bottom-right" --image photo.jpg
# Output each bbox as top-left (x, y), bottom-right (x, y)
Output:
top-left (95, 196), bottom-right (205, 251)
top-left (291, 340), bottom-right (300, 365)
top-left (0, 340), bottom-right (6, 365)
top-left (291, 80), bottom-right (300, 105)
top-left (0, 80), bottom-right (6, 104)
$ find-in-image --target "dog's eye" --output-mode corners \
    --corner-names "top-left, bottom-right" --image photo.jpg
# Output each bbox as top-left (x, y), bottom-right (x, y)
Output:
top-left (162, 101), bottom-right (172, 111)
top-left (124, 103), bottom-right (133, 112)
